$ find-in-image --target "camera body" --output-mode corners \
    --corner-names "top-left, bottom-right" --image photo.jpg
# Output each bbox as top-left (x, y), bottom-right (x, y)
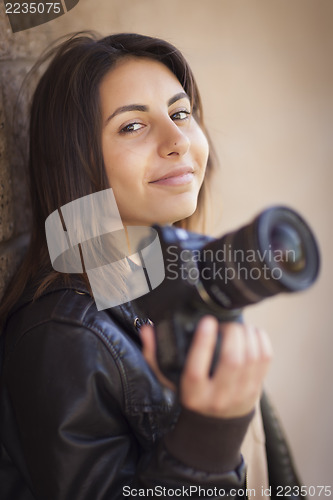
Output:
top-left (134, 206), bottom-right (320, 385)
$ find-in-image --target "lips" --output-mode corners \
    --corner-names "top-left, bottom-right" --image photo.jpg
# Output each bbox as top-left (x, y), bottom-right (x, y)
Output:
top-left (149, 167), bottom-right (194, 186)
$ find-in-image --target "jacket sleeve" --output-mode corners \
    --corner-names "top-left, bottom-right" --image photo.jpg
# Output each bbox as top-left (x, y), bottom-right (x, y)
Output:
top-left (4, 319), bottom-right (251, 500)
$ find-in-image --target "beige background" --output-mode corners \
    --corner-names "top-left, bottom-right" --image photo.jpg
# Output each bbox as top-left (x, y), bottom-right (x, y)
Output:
top-left (1, 0), bottom-right (332, 489)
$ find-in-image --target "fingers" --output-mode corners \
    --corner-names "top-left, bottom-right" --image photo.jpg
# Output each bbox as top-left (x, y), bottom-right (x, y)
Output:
top-left (182, 316), bottom-right (219, 380)
top-left (213, 323), bottom-right (273, 417)
top-left (180, 319), bottom-right (273, 419)
top-left (217, 323), bottom-right (272, 378)
top-left (179, 316), bottom-right (219, 411)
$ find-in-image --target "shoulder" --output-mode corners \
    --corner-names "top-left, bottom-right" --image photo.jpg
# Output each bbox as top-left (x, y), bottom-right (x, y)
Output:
top-left (5, 285), bottom-right (140, 356)
top-left (3, 286), bottom-right (175, 418)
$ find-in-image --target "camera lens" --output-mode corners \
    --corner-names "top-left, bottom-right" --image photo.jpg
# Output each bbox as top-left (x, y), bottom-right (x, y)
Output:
top-left (270, 223), bottom-right (306, 273)
top-left (196, 206), bottom-right (320, 309)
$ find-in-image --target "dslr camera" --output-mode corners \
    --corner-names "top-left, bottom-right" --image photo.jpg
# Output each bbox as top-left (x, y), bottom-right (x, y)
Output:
top-left (135, 206), bottom-right (320, 385)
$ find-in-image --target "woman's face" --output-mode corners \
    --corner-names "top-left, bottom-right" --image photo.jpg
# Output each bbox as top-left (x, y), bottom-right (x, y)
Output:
top-left (99, 57), bottom-right (209, 226)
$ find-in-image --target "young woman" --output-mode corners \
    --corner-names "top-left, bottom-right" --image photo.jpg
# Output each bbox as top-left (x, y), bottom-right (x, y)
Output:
top-left (0, 33), bottom-right (303, 499)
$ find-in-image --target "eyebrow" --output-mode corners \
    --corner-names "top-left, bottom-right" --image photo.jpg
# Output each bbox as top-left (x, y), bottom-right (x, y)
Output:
top-left (168, 91), bottom-right (189, 106)
top-left (104, 91), bottom-right (190, 125)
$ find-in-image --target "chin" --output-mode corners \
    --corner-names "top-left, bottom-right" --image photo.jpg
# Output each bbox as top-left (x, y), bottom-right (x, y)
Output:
top-left (165, 202), bottom-right (198, 225)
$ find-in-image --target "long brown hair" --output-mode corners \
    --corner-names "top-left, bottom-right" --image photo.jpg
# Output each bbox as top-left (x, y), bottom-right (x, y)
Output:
top-left (0, 32), bottom-right (217, 324)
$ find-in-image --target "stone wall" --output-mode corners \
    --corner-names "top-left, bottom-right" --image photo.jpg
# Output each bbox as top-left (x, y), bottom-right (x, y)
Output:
top-left (0, 5), bottom-right (51, 300)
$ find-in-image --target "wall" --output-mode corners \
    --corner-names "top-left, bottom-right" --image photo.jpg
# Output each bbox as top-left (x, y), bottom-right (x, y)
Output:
top-left (0, 4), bottom-right (49, 298)
top-left (0, 0), bottom-right (332, 488)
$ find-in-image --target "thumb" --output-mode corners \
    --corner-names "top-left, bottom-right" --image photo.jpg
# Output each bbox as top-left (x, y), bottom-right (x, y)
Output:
top-left (140, 324), bottom-right (176, 392)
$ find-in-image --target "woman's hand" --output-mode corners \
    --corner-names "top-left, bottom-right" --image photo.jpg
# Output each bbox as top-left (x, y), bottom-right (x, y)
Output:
top-left (140, 315), bottom-right (273, 419)
top-left (180, 316), bottom-right (272, 418)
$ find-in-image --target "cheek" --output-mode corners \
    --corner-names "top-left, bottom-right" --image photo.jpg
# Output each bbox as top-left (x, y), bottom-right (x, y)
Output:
top-left (103, 145), bottom-right (137, 187)
top-left (192, 127), bottom-right (209, 171)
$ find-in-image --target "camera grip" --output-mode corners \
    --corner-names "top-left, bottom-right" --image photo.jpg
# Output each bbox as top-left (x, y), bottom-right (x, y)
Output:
top-left (155, 309), bottom-right (243, 387)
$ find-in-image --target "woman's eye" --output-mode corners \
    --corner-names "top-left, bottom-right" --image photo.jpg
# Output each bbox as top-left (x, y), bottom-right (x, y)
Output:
top-left (119, 122), bottom-right (144, 134)
top-left (171, 110), bottom-right (191, 121)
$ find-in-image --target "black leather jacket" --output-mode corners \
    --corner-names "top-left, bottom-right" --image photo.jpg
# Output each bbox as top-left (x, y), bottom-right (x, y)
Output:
top-left (0, 280), bottom-right (303, 499)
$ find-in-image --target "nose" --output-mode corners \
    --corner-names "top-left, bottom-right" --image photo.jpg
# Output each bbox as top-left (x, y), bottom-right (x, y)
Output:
top-left (157, 119), bottom-right (190, 158)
